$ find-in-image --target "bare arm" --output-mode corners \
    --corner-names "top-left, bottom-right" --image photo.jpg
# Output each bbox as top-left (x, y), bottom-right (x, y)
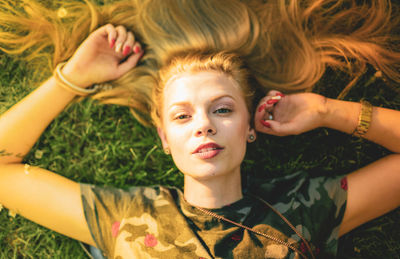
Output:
top-left (338, 154), bottom-right (400, 236)
top-left (0, 77), bottom-right (76, 163)
top-left (254, 91), bottom-right (400, 236)
top-left (254, 92), bottom-right (400, 153)
top-left (0, 24), bottom-right (143, 245)
top-left (320, 98), bottom-right (400, 236)
top-left (322, 98), bottom-right (400, 153)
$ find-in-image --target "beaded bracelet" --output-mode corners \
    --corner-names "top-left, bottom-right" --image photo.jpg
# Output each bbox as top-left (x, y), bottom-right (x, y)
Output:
top-left (352, 100), bottom-right (373, 137)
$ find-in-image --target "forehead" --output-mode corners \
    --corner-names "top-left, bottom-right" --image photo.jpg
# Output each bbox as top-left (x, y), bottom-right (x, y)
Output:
top-left (163, 71), bottom-right (243, 107)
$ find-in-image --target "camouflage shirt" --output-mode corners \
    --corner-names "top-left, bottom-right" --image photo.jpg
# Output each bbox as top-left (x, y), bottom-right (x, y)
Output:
top-left (80, 171), bottom-right (347, 258)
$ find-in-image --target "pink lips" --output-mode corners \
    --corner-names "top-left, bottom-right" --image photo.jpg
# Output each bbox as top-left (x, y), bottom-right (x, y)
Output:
top-left (192, 142), bottom-right (224, 159)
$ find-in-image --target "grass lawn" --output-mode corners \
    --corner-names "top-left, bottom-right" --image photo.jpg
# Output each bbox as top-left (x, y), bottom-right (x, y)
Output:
top-left (1, 18), bottom-right (400, 259)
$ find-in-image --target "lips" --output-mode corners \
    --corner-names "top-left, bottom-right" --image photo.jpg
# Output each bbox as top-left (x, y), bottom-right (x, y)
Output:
top-left (192, 142), bottom-right (224, 154)
top-left (192, 142), bottom-right (224, 159)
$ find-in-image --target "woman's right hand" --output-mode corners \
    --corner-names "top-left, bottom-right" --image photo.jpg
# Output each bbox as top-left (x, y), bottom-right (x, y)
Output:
top-left (61, 24), bottom-right (144, 88)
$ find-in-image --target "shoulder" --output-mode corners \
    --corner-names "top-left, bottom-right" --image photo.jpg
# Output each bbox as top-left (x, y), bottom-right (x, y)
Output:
top-left (80, 183), bottom-right (182, 256)
top-left (252, 171), bottom-right (347, 208)
top-left (80, 183), bottom-right (178, 210)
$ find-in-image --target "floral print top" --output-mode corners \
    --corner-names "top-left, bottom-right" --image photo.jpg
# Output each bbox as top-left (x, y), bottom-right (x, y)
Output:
top-left (80, 171), bottom-right (347, 258)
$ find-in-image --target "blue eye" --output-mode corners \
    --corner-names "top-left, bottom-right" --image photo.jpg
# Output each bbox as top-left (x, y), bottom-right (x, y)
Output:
top-left (214, 108), bottom-right (232, 114)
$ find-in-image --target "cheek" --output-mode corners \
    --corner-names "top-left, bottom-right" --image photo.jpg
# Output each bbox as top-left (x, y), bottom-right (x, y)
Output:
top-left (232, 114), bottom-right (250, 139)
top-left (166, 126), bottom-right (189, 150)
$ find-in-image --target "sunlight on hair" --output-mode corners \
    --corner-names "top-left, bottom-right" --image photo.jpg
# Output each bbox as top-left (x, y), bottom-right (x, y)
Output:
top-left (57, 7), bottom-right (68, 18)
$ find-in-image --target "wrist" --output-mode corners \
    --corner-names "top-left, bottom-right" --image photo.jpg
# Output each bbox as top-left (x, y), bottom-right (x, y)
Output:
top-left (321, 98), bottom-right (359, 134)
top-left (60, 61), bottom-right (92, 88)
top-left (320, 97), bottom-right (333, 128)
top-left (53, 62), bottom-right (101, 97)
top-left (317, 95), bottom-right (329, 128)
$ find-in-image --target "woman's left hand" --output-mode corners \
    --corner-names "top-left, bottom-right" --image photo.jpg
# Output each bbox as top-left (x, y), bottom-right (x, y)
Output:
top-left (254, 91), bottom-right (328, 136)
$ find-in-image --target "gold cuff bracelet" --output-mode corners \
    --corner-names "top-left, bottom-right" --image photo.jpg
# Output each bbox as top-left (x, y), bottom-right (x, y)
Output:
top-left (352, 100), bottom-right (373, 137)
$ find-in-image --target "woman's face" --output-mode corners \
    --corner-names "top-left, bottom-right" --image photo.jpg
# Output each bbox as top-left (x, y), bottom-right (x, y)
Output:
top-left (158, 70), bottom-right (255, 180)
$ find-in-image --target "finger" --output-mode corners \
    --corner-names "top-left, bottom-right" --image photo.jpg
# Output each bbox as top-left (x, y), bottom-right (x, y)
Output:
top-left (117, 44), bottom-right (144, 76)
top-left (254, 99), bottom-right (276, 130)
top-left (266, 90), bottom-right (285, 98)
top-left (257, 90), bottom-right (285, 109)
top-left (256, 119), bottom-right (293, 136)
top-left (255, 117), bottom-right (273, 134)
top-left (260, 120), bottom-right (282, 135)
top-left (254, 100), bottom-right (267, 126)
top-left (100, 24), bottom-right (117, 48)
top-left (122, 31), bottom-right (135, 56)
top-left (132, 42), bottom-right (142, 54)
top-left (256, 94), bottom-right (283, 119)
top-left (115, 25), bottom-right (127, 53)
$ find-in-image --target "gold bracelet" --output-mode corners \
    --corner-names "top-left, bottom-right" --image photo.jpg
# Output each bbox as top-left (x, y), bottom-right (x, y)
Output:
top-left (352, 100), bottom-right (373, 137)
top-left (54, 62), bottom-right (99, 96)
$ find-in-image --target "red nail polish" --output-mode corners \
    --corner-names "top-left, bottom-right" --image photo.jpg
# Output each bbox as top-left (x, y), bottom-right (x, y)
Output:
top-left (258, 103), bottom-right (267, 112)
top-left (267, 99), bottom-right (278, 105)
top-left (110, 38), bottom-right (116, 48)
top-left (276, 92), bottom-right (285, 97)
top-left (133, 45), bottom-right (141, 54)
top-left (123, 46), bottom-right (131, 56)
top-left (260, 120), bottom-right (271, 128)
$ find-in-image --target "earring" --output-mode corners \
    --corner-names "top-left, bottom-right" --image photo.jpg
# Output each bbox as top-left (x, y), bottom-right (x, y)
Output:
top-left (164, 147), bottom-right (170, 155)
top-left (248, 134), bottom-right (255, 142)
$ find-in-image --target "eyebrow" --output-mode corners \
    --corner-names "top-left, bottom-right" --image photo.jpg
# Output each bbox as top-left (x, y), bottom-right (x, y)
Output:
top-left (168, 94), bottom-right (235, 110)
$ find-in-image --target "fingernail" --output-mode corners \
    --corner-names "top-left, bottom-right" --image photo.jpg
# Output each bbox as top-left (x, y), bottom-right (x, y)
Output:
top-left (110, 38), bottom-right (116, 48)
top-left (123, 46), bottom-right (131, 56)
top-left (276, 92), bottom-right (285, 97)
top-left (133, 45), bottom-right (141, 54)
top-left (258, 103), bottom-right (267, 112)
top-left (267, 99), bottom-right (278, 105)
top-left (260, 120), bottom-right (271, 128)
top-left (115, 42), bottom-right (123, 53)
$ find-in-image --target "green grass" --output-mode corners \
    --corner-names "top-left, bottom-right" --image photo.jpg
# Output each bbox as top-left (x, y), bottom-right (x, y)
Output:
top-left (1, 50), bottom-right (400, 258)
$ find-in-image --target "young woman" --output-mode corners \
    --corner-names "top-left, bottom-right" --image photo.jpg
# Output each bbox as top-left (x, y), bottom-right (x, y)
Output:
top-left (0, 0), bottom-right (399, 258)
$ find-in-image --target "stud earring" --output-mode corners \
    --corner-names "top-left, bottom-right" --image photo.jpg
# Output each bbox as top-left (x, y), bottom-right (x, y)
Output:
top-left (164, 147), bottom-right (170, 155)
top-left (248, 134), bottom-right (255, 142)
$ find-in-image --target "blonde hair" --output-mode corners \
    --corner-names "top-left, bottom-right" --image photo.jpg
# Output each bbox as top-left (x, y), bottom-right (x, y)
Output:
top-left (0, 0), bottom-right (399, 126)
top-left (151, 51), bottom-right (253, 128)
top-left (250, 0), bottom-right (400, 94)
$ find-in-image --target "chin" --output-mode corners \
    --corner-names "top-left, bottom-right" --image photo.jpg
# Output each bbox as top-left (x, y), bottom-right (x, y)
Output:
top-left (179, 163), bottom-right (231, 181)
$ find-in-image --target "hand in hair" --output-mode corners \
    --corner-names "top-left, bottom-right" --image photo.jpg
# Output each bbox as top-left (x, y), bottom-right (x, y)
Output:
top-left (61, 24), bottom-right (143, 88)
top-left (255, 91), bottom-right (328, 136)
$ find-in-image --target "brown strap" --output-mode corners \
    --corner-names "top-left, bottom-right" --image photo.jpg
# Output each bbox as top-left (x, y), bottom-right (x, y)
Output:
top-left (194, 206), bottom-right (308, 258)
top-left (251, 194), bottom-right (316, 259)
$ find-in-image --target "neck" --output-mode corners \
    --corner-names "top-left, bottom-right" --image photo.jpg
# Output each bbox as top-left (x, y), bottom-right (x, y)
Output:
top-left (183, 170), bottom-right (243, 209)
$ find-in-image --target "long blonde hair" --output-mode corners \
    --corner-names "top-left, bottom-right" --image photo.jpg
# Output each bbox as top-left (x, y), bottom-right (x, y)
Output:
top-left (0, 0), bottom-right (399, 126)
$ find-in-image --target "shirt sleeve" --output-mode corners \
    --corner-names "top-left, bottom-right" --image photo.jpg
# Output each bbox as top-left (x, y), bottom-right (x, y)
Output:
top-left (80, 184), bottom-right (138, 256)
top-left (294, 174), bottom-right (347, 257)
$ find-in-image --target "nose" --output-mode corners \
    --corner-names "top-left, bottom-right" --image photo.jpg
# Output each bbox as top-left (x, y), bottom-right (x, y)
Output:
top-left (194, 112), bottom-right (216, 137)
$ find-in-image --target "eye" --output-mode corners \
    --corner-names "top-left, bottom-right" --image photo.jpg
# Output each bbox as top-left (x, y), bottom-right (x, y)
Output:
top-left (174, 114), bottom-right (190, 120)
top-left (214, 108), bottom-right (232, 114)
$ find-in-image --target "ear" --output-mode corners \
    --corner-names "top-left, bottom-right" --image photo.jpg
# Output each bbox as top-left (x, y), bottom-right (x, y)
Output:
top-left (247, 127), bottom-right (257, 143)
top-left (157, 127), bottom-right (169, 148)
